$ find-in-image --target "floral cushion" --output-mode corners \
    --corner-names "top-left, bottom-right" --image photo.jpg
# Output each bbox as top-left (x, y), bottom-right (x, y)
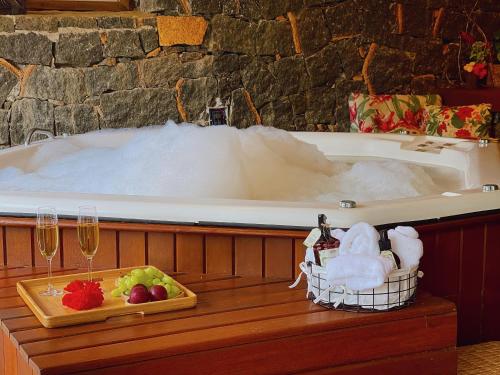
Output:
top-left (423, 104), bottom-right (492, 139)
top-left (349, 93), bottom-right (442, 134)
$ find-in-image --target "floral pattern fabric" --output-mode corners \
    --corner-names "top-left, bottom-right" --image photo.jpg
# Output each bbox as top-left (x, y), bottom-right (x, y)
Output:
top-left (349, 93), bottom-right (442, 134)
top-left (423, 104), bottom-right (492, 139)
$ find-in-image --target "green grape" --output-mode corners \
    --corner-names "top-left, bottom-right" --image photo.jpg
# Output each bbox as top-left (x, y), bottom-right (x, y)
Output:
top-left (131, 269), bottom-right (145, 278)
top-left (145, 279), bottom-right (154, 288)
top-left (125, 277), bottom-right (136, 289)
top-left (170, 285), bottom-right (181, 297)
top-left (162, 275), bottom-right (174, 285)
top-left (111, 288), bottom-right (122, 298)
top-left (165, 284), bottom-right (173, 297)
top-left (154, 269), bottom-right (164, 278)
top-left (130, 275), bottom-right (142, 285)
top-left (152, 278), bottom-right (162, 285)
top-left (144, 267), bottom-right (156, 278)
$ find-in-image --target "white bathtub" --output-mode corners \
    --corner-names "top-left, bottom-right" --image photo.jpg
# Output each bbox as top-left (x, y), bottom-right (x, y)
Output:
top-left (0, 131), bottom-right (498, 228)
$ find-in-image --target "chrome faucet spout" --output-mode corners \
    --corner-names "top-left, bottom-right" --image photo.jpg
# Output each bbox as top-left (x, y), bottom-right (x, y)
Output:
top-left (24, 129), bottom-right (55, 147)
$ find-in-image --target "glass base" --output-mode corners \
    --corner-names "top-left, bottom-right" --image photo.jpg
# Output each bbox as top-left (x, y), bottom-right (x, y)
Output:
top-left (39, 288), bottom-right (63, 297)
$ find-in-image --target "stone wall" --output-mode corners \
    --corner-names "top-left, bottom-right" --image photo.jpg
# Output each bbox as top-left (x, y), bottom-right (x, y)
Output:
top-left (0, 0), bottom-right (498, 146)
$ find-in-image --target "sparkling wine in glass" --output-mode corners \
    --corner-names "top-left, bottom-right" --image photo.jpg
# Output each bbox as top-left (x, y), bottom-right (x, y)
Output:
top-left (77, 206), bottom-right (99, 282)
top-left (36, 207), bottom-right (62, 296)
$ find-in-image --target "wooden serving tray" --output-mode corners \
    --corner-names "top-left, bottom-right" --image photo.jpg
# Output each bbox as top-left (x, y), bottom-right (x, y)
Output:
top-left (16, 266), bottom-right (197, 328)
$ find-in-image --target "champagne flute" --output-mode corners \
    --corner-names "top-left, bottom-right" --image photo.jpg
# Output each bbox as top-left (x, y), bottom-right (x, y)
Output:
top-left (77, 206), bottom-right (99, 282)
top-left (36, 207), bottom-right (62, 296)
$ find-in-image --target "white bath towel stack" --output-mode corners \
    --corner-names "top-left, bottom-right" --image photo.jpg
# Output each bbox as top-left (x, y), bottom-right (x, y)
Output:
top-left (326, 222), bottom-right (392, 291)
top-left (326, 253), bottom-right (393, 291)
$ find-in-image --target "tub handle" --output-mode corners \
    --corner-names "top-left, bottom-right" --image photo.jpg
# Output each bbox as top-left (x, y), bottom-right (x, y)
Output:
top-left (24, 128), bottom-right (55, 146)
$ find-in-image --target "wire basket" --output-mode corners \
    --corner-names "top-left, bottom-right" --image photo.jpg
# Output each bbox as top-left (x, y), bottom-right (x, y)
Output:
top-left (298, 261), bottom-right (421, 312)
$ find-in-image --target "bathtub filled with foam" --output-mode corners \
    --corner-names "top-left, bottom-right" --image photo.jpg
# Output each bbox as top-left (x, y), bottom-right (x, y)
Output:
top-left (0, 123), bottom-right (498, 228)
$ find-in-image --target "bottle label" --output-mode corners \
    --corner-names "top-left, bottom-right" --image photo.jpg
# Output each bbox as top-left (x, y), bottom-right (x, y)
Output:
top-left (319, 248), bottom-right (339, 267)
top-left (381, 250), bottom-right (398, 270)
top-left (303, 228), bottom-right (321, 248)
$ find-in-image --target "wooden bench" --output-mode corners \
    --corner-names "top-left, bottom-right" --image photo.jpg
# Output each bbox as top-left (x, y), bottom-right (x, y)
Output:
top-left (0, 266), bottom-right (457, 375)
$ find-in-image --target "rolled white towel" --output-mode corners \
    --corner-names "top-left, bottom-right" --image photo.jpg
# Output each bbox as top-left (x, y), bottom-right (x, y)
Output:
top-left (339, 222), bottom-right (380, 257)
top-left (387, 226), bottom-right (423, 269)
top-left (326, 253), bottom-right (393, 291)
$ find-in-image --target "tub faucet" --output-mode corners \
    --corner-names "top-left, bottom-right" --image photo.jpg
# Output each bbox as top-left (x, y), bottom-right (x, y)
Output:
top-left (24, 128), bottom-right (55, 147)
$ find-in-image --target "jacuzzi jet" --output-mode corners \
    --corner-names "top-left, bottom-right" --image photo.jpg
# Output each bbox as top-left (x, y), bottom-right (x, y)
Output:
top-left (482, 184), bottom-right (499, 192)
top-left (479, 139), bottom-right (489, 148)
top-left (339, 200), bottom-right (357, 208)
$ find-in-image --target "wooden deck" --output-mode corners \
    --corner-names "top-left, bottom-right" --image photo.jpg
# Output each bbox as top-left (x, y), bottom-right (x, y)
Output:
top-left (0, 266), bottom-right (457, 374)
top-left (0, 212), bottom-right (499, 346)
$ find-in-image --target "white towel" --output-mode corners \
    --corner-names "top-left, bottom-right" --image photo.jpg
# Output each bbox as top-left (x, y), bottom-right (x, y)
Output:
top-left (339, 222), bottom-right (380, 257)
top-left (331, 228), bottom-right (346, 241)
top-left (388, 226), bottom-right (423, 269)
top-left (326, 253), bottom-right (393, 291)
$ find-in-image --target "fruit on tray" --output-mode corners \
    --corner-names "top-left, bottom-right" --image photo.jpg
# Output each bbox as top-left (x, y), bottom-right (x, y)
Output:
top-left (112, 267), bottom-right (181, 303)
top-left (150, 285), bottom-right (168, 301)
top-left (129, 284), bottom-right (152, 304)
top-left (62, 280), bottom-right (104, 311)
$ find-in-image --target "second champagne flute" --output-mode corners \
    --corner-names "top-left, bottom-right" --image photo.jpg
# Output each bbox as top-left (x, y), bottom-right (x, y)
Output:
top-left (77, 206), bottom-right (99, 282)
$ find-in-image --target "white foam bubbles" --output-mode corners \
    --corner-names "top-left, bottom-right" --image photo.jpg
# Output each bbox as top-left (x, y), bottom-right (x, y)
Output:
top-left (0, 122), bottom-right (446, 202)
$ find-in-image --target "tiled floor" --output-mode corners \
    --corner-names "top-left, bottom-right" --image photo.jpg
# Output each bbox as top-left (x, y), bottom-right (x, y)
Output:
top-left (458, 342), bottom-right (500, 374)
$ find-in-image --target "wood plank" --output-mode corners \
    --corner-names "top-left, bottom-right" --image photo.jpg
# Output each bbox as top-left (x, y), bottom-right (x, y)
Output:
top-left (6, 227), bottom-right (33, 267)
top-left (93, 230), bottom-right (117, 270)
top-left (17, 349), bottom-right (32, 375)
top-left (458, 224), bottom-right (485, 345)
top-left (0, 216), bottom-right (310, 239)
top-left (0, 328), bottom-right (4, 375)
top-left (2, 331), bottom-right (16, 375)
top-left (0, 287), bottom-right (19, 299)
top-left (0, 307), bottom-right (32, 321)
top-left (0, 227), bottom-right (4, 267)
top-left (21, 301), bottom-right (325, 359)
top-left (147, 232), bottom-right (174, 273)
top-left (300, 348), bottom-right (456, 374)
top-left (13, 293), bottom-right (453, 356)
top-left (0, 268), bottom-right (79, 289)
top-left (205, 235), bottom-right (232, 275)
top-left (418, 231), bottom-right (437, 293)
top-left (434, 228), bottom-right (461, 301)
top-left (264, 238), bottom-right (293, 279)
top-left (119, 231), bottom-right (145, 268)
top-left (234, 237), bottom-right (263, 277)
top-left (29, 311), bottom-right (456, 375)
top-left (61, 229), bottom-right (82, 269)
top-left (176, 234), bottom-right (203, 274)
top-left (294, 239), bottom-right (306, 279)
top-left (482, 220), bottom-right (500, 341)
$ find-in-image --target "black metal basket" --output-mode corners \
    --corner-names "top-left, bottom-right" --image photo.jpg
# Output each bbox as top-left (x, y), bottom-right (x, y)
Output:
top-left (305, 262), bottom-right (420, 312)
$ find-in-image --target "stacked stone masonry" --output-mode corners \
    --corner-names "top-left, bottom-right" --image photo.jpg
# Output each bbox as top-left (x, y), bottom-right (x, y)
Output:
top-left (0, 0), bottom-right (498, 145)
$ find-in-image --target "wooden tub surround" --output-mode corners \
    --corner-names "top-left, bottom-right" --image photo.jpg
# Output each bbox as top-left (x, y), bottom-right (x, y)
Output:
top-left (0, 211), bottom-right (498, 346)
top-left (0, 266), bottom-right (457, 375)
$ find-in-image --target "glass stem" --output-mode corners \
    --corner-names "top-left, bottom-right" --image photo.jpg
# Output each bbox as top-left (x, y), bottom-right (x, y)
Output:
top-left (88, 257), bottom-right (93, 282)
top-left (47, 258), bottom-right (53, 294)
